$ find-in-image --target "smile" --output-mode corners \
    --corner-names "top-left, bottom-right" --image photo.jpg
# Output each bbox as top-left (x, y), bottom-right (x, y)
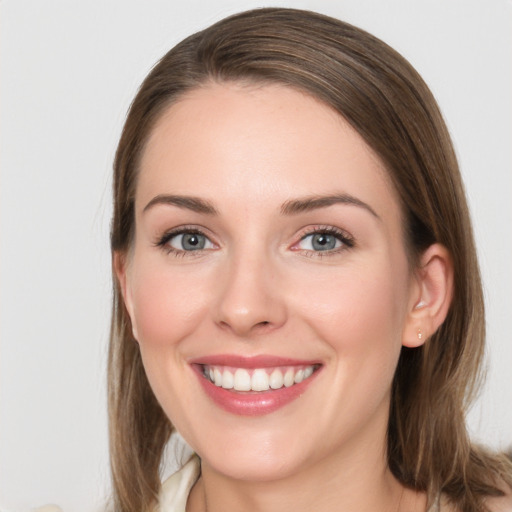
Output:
top-left (202, 365), bottom-right (317, 392)
top-left (190, 355), bottom-right (322, 416)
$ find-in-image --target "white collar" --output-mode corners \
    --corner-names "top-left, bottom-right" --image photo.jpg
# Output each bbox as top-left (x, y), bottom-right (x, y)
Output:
top-left (159, 455), bottom-right (201, 512)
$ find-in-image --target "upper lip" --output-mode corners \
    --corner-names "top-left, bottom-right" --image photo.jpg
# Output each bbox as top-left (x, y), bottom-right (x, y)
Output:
top-left (188, 354), bottom-right (322, 368)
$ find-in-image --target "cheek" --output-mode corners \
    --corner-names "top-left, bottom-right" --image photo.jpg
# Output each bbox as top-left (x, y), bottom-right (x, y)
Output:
top-left (297, 261), bottom-right (407, 337)
top-left (129, 258), bottom-right (212, 349)
top-left (292, 257), bottom-right (409, 382)
top-left (289, 259), bottom-right (409, 435)
top-left (127, 258), bottom-right (215, 423)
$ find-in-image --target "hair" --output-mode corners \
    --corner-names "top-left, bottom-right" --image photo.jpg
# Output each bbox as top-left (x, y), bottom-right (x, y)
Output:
top-left (109, 7), bottom-right (512, 512)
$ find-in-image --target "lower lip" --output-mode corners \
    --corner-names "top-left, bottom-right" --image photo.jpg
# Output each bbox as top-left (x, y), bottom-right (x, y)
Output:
top-left (193, 365), bottom-right (321, 416)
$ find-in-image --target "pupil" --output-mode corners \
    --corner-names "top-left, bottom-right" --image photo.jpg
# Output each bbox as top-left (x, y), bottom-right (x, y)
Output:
top-left (312, 233), bottom-right (335, 251)
top-left (183, 233), bottom-right (205, 250)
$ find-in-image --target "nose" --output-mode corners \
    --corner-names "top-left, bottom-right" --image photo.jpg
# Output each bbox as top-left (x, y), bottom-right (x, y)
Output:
top-left (213, 250), bottom-right (287, 337)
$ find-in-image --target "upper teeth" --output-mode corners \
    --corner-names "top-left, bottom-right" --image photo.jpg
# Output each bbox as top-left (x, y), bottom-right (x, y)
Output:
top-left (203, 365), bottom-right (316, 392)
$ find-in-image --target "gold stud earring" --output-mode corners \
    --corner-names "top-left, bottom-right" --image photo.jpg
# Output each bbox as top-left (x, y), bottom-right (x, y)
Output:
top-left (417, 328), bottom-right (423, 341)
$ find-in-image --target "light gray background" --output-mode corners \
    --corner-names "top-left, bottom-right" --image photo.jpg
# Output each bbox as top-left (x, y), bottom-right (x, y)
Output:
top-left (1, 1), bottom-right (511, 510)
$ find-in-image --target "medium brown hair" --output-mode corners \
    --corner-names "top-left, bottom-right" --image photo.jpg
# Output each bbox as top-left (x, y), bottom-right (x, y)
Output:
top-left (109, 8), bottom-right (511, 512)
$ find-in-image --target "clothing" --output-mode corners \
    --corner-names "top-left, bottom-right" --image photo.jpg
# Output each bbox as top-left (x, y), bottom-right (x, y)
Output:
top-left (159, 456), bottom-right (201, 512)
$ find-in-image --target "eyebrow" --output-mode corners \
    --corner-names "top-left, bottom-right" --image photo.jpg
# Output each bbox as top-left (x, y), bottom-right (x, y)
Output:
top-left (143, 194), bottom-right (219, 215)
top-left (280, 193), bottom-right (379, 219)
top-left (142, 192), bottom-right (379, 219)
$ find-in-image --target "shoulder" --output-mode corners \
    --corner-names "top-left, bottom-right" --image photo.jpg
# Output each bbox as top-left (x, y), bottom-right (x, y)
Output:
top-left (159, 455), bottom-right (201, 512)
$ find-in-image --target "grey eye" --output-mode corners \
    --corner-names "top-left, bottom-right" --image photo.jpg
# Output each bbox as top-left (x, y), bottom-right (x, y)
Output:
top-left (298, 233), bottom-right (342, 251)
top-left (169, 233), bottom-right (213, 251)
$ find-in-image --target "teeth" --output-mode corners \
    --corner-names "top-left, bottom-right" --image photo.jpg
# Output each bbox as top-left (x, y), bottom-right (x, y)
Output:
top-left (204, 364), bottom-right (317, 392)
top-left (251, 369), bottom-right (269, 391)
top-left (284, 369), bottom-right (294, 387)
top-left (221, 369), bottom-right (234, 389)
top-left (233, 369), bottom-right (251, 391)
top-left (269, 369), bottom-right (284, 389)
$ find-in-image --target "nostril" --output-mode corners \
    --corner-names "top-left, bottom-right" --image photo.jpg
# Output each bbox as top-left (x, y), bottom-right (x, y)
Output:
top-left (217, 318), bottom-right (273, 336)
top-left (253, 321), bottom-right (273, 332)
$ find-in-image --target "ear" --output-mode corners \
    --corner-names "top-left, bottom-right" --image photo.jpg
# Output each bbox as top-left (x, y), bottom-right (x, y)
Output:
top-left (113, 251), bottom-right (139, 341)
top-left (402, 244), bottom-right (454, 348)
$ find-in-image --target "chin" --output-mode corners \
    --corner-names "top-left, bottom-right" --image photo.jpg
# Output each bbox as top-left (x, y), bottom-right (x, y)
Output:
top-left (201, 446), bottom-right (306, 482)
top-left (176, 413), bottom-right (312, 481)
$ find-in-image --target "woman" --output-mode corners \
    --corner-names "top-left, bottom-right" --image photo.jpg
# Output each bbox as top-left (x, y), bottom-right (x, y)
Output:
top-left (109, 8), bottom-right (512, 512)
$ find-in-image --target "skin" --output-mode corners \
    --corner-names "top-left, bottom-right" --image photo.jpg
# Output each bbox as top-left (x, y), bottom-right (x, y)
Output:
top-left (117, 83), bottom-right (454, 512)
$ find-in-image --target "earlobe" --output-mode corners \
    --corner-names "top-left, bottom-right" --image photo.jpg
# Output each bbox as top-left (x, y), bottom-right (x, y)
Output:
top-left (113, 251), bottom-right (139, 341)
top-left (402, 244), bottom-right (454, 348)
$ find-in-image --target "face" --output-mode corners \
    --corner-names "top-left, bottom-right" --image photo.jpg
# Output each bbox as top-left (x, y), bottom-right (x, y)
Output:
top-left (120, 83), bottom-right (420, 481)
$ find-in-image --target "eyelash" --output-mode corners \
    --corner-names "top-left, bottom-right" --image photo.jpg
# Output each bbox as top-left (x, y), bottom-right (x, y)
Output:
top-left (294, 226), bottom-right (355, 259)
top-left (155, 226), bottom-right (213, 257)
top-left (154, 225), bottom-right (355, 258)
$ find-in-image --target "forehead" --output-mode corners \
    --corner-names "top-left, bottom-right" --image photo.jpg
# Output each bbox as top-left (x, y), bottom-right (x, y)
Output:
top-left (137, 82), bottom-right (400, 222)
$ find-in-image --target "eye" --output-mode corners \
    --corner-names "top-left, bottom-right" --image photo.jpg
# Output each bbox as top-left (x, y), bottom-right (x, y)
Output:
top-left (169, 232), bottom-right (213, 251)
top-left (156, 228), bottom-right (216, 255)
top-left (292, 227), bottom-right (354, 255)
top-left (298, 232), bottom-right (341, 251)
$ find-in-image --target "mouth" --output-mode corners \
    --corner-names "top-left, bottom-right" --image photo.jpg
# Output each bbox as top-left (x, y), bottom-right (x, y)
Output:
top-left (201, 364), bottom-right (319, 392)
top-left (190, 355), bottom-right (322, 416)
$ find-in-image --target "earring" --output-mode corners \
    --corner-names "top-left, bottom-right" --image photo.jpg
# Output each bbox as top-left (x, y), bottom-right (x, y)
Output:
top-left (417, 328), bottom-right (423, 341)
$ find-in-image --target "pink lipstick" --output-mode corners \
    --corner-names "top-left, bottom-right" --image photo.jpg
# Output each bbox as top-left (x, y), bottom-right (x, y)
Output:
top-left (190, 355), bottom-right (322, 416)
